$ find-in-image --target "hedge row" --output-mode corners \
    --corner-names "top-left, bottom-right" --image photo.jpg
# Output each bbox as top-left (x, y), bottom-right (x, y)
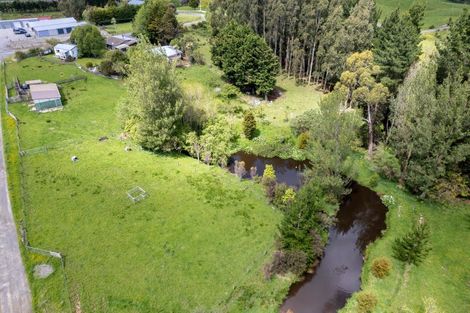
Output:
top-left (0, 1), bottom-right (59, 13)
top-left (83, 5), bottom-right (140, 25)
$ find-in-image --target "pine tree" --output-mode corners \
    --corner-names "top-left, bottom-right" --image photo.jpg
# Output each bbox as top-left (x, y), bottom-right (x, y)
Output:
top-left (373, 9), bottom-right (421, 93)
top-left (212, 22), bottom-right (279, 97)
top-left (437, 9), bottom-right (470, 83)
top-left (392, 221), bottom-right (431, 266)
top-left (243, 111), bottom-right (257, 139)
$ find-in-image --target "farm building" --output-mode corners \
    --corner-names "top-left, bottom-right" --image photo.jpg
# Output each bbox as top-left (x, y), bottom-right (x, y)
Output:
top-left (106, 35), bottom-right (138, 51)
top-left (27, 18), bottom-right (86, 37)
top-left (30, 83), bottom-right (62, 112)
top-left (152, 46), bottom-right (182, 62)
top-left (54, 43), bottom-right (78, 60)
top-left (0, 18), bottom-right (39, 29)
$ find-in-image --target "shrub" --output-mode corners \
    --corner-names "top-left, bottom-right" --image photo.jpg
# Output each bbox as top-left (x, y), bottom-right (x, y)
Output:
top-left (27, 48), bottom-right (42, 56)
top-left (371, 144), bottom-right (401, 181)
top-left (99, 60), bottom-right (115, 76)
top-left (380, 194), bottom-right (396, 209)
top-left (392, 222), bottom-right (431, 266)
top-left (371, 257), bottom-right (392, 278)
top-left (356, 291), bottom-right (378, 313)
top-left (266, 250), bottom-right (307, 277)
top-left (243, 111), bottom-right (257, 139)
top-left (85, 62), bottom-right (94, 69)
top-left (262, 164), bottom-right (276, 200)
top-left (368, 173), bottom-right (379, 188)
top-left (14, 51), bottom-right (27, 61)
top-left (219, 84), bottom-right (240, 101)
top-left (297, 132), bottom-right (309, 149)
top-left (188, 0), bottom-right (199, 8)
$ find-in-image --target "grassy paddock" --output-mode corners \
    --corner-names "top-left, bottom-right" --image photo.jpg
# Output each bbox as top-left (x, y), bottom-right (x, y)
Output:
top-left (2, 57), bottom-right (291, 312)
top-left (339, 153), bottom-right (470, 313)
top-left (376, 0), bottom-right (470, 28)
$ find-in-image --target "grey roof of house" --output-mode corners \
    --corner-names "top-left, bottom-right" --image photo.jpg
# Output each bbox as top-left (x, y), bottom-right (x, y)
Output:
top-left (30, 84), bottom-right (60, 100)
top-left (29, 17), bottom-right (85, 32)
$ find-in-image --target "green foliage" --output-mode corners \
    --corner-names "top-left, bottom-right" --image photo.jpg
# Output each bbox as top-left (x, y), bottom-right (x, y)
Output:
top-left (356, 291), bottom-right (378, 313)
top-left (437, 9), bottom-right (470, 83)
top-left (119, 39), bottom-right (186, 151)
top-left (266, 250), bottom-right (308, 277)
top-left (188, 0), bottom-right (200, 8)
top-left (134, 0), bottom-right (179, 44)
top-left (388, 61), bottom-right (470, 198)
top-left (262, 164), bottom-right (276, 184)
top-left (199, 117), bottom-right (237, 166)
top-left (371, 257), bottom-right (392, 278)
top-left (368, 173), bottom-right (380, 188)
top-left (85, 61), bottom-right (94, 68)
top-left (392, 222), bottom-right (431, 266)
top-left (211, 21), bottom-right (279, 96)
top-left (99, 49), bottom-right (129, 76)
top-left (83, 3), bottom-right (140, 25)
top-left (371, 144), bottom-right (401, 181)
top-left (296, 132), bottom-right (309, 149)
top-left (243, 111), bottom-right (257, 140)
top-left (373, 8), bottom-right (422, 93)
top-left (278, 181), bottom-right (328, 263)
top-left (14, 51), bottom-right (27, 61)
top-left (58, 0), bottom-right (86, 19)
top-left (70, 25), bottom-right (105, 57)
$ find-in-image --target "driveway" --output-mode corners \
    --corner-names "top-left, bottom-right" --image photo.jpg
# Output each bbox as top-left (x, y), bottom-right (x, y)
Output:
top-left (0, 98), bottom-right (32, 311)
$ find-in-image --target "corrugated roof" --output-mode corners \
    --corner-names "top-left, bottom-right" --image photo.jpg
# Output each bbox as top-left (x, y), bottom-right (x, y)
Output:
top-left (54, 43), bottom-right (77, 51)
top-left (28, 17), bottom-right (85, 32)
top-left (152, 46), bottom-right (182, 58)
top-left (30, 84), bottom-right (61, 100)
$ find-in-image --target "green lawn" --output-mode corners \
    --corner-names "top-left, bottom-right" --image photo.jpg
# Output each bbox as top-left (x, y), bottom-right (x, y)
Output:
top-left (339, 153), bottom-right (470, 313)
top-left (104, 22), bottom-right (133, 35)
top-left (377, 0), bottom-right (470, 28)
top-left (177, 13), bottom-right (202, 25)
top-left (2, 57), bottom-right (291, 312)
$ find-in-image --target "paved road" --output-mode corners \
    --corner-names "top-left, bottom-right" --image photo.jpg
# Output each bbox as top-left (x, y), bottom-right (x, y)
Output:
top-left (0, 109), bottom-right (32, 312)
top-left (177, 10), bottom-right (206, 27)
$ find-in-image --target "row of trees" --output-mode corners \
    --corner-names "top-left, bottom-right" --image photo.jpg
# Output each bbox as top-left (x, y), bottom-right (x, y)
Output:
top-left (83, 3), bottom-right (140, 25)
top-left (210, 0), bottom-right (424, 91)
top-left (0, 1), bottom-right (58, 13)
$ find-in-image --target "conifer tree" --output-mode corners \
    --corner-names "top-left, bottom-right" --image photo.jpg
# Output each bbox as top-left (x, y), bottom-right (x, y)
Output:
top-left (392, 221), bottom-right (431, 266)
top-left (243, 111), bottom-right (257, 139)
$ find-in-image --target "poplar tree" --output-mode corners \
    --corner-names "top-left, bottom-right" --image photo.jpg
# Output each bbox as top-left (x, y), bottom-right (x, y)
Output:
top-left (119, 39), bottom-right (186, 152)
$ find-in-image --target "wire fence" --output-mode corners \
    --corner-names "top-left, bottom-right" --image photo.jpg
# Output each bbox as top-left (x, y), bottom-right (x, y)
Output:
top-left (2, 61), bottom-right (73, 313)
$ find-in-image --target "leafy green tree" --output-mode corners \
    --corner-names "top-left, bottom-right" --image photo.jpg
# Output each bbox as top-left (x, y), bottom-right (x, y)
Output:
top-left (59, 0), bottom-right (86, 19)
top-left (119, 39), bottom-right (186, 151)
top-left (388, 61), bottom-right (470, 198)
top-left (279, 181), bottom-right (327, 263)
top-left (199, 118), bottom-right (237, 166)
top-left (188, 0), bottom-right (199, 8)
top-left (335, 50), bottom-right (389, 156)
top-left (373, 9), bottom-right (421, 93)
top-left (133, 0), bottom-right (178, 44)
top-left (437, 9), bottom-right (470, 83)
top-left (70, 25), bottom-right (105, 57)
top-left (243, 111), bottom-right (257, 139)
top-left (212, 22), bottom-right (279, 98)
top-left (392, 221), bottom-right (431, 266)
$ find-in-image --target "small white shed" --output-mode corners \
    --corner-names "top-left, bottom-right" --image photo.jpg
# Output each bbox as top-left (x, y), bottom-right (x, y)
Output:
top-left (54, 43), bottom-right (78, 60)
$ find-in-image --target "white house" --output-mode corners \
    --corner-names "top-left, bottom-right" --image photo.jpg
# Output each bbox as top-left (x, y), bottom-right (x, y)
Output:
top-left (54, 44), bottom-right (78, 60)
top-left (27, 17), bottom-right (86, 37)
top-left (152, 46), bottom-right (182, 62)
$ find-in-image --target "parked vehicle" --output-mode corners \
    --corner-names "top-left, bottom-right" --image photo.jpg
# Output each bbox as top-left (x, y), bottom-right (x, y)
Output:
top-left (13, 28), bottom-right (27, 34)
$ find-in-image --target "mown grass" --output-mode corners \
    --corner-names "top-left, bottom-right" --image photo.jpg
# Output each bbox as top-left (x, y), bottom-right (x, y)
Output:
top-left (376, 0), bottom-right (470, 28)
top-left (3, 57), bottom-right (291, 312)
top-left (104, 22), bottom-right (133, 35)
top-left (339, 152), bottom-right (470, 313)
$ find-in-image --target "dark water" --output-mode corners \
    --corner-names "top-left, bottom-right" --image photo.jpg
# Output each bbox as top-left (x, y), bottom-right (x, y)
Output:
top-left (280, 183), bottom-right (387, 313)
top-left (228, 152), bottom-right (388, 313)
top-left (228, 151), bottom-right (309, 188)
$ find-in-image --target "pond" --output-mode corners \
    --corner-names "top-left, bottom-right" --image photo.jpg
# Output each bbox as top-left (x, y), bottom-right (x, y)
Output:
top-left (228, 152), bottom-right (388, 313)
